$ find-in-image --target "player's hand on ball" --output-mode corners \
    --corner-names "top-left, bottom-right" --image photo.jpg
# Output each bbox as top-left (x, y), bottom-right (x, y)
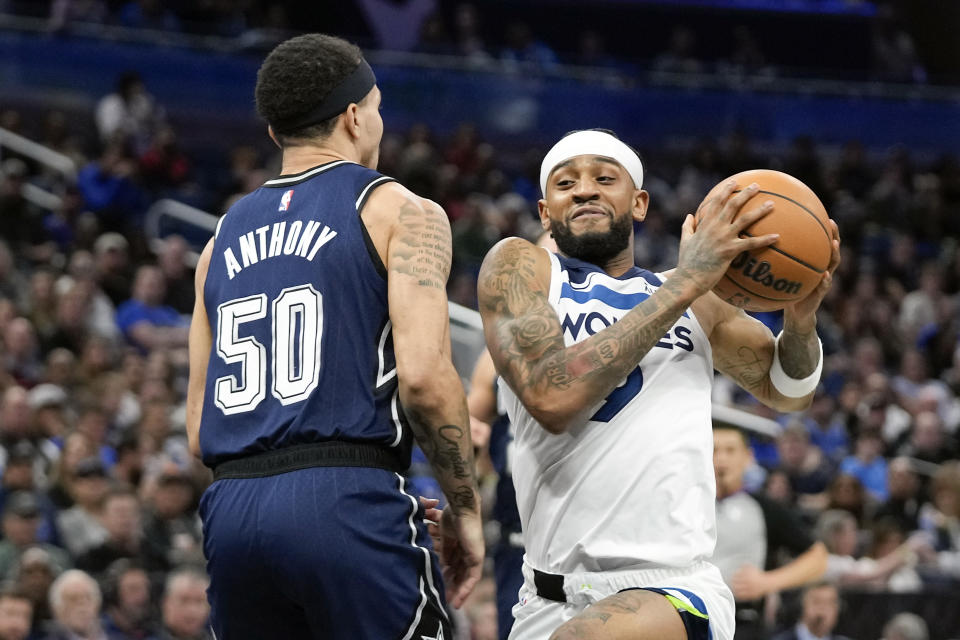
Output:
top-left (678, 181), bottom-right (779, 296)
top-left (783, 219), bottom-right (841, 331)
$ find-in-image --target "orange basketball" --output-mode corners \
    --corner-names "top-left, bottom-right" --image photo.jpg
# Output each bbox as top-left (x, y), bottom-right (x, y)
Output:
top-left (696, 169), bottom-right (832, 312)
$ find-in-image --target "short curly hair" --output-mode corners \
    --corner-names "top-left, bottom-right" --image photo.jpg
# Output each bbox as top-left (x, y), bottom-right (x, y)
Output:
top-left (255, 34), bottom-right (364, 146)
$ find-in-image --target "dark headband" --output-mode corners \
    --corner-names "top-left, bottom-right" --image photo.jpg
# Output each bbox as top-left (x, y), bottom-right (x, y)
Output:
top-left (270, 59), bottom-right (377, 135)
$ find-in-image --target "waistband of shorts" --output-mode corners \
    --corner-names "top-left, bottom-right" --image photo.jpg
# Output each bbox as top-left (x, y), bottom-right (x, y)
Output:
top-left (524, 560), bottom-right (716, 604)
top-left (212, 441), bottom-right (407, 480)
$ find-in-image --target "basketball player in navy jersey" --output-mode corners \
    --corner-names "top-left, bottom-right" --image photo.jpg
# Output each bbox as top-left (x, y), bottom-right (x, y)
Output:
top-left (475, 129), bottom-right (841, 640)
top-left (186, 34), bottom-right (483, 639)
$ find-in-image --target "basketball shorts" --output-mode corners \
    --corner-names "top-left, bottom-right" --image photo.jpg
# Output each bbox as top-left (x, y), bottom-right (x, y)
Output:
top-left (508, 560), bottom-right (734, 640)
top-left (200, 466), bottom-right (450, 639)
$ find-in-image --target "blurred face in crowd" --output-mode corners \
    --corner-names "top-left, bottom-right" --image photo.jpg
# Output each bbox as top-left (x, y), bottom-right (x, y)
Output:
top-left (132, 267), bottom-right (166, 307)
top-left (3, 319), bottom-right (36, 361)
top-left (0, 388), bottom-right (32, 440)
top-left (0, 595), bottom-right (32, 640)
top-left (2, 513), bottom-right (38, 547)
top-left (162, 575), bottom-right (210, 637)
top-left (910, 411), bottom-right (943, 454)
top-left (70, 474), bottom-right (108, 509)
top-left (153, 480), bottom-right (193, 520)
top-left (887, 458), bottom-right (918, 500)
top-left (53, 573), bottom-right (101, 635)
top-left (539, 154), bottom-right (648, 266)
top-left (777, 427), bottom-right (809, 470)
top-left (713, 428), bottom-right (752, 498)
top-left (829, 517), bottom-right (858, 557)
top-left (2, 461), bottom-right (33, 492)
top-left (102, 495), bottom-right (141, 546)
top-left (830, 474), bottom-right (864, 512)
top-left (801, 584), bottom-right (839, 636)
top-left (115, 569), bottom-right (151, 623)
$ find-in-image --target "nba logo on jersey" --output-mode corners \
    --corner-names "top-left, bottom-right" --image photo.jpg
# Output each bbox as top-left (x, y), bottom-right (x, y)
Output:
top-left (278, 189), bottom-right (294, 212)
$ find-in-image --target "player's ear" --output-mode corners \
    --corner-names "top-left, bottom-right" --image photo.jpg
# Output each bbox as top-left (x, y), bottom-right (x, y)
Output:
top-left (537, 199), bottom-right (551, 231)
top-left (633, 189), bottom-right (649, 222)
top-left (267, 126), bottom-right (281, 149)
top-left (344, 103), bottom-right (362, 140)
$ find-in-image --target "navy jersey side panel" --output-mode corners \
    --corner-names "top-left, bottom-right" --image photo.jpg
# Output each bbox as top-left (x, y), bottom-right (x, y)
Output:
top-left (199, 162), bottom-right (408, 467)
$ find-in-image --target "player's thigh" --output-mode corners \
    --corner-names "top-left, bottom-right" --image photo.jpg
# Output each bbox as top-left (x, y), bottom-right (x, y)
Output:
top-left (548, 590), bottom-right (687, 640)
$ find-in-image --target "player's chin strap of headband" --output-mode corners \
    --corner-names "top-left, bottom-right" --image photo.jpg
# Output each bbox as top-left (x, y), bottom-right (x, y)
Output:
top-left (270, 59), bottom-right (377, 135)
top-left (539, 130), bottom-right (644, 196)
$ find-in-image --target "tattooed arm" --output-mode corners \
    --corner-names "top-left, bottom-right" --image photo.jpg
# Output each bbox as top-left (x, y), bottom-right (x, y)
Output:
top-left (701, 219), bottom-right (841, 413)
top-left (477, 237), bottom-right (704, 433)
top-left (364, 183), bottom-right (483, 608)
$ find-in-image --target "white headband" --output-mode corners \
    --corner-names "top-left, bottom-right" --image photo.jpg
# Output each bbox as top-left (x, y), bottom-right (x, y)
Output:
top-left (539, 130), bottom-right (644, 196)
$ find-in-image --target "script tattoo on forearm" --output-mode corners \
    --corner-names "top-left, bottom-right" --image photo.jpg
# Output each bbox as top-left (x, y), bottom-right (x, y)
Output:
top-left (717, 346), bottom-right (767, 392)
top-left (407, 408), bottom-right (478, 512)
top-left (779, 327), bottom-right (820, 379)
top-left (389, 201), bottom-right (451, 290)
top-left (478, 241), bottom-right (694, 400)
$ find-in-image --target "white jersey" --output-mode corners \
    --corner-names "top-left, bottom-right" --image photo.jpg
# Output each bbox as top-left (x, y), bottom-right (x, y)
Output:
top-left (501, 251), bottom-right (717, 574)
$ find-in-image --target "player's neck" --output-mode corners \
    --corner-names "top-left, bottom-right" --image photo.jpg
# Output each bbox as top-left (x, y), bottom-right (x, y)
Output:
top-left (279, 144), bottom-right (361, 175)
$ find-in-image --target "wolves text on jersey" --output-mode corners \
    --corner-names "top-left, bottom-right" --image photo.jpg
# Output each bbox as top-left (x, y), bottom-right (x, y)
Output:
top-left (561, 310), bottom-right (695, 352)
top-left (222, 220), bottom-right (337, 279)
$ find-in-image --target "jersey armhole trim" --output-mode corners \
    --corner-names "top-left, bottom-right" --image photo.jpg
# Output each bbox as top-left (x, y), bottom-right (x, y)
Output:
top-left (356, 176), bottom-right (396, 281)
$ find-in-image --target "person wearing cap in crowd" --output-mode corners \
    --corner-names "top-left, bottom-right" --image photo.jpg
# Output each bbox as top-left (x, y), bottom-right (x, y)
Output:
top-left (474, 128), bottom-right (840, 640)
top-left (186, 33), bottom-right (482, 639)
top-left (0, 491), bottom-right (71, 581)
top-left (76, 487), bottom-right (168, 579)
top-left (14, 546), bottom-right (63, 634)
top-left (55, 458), bottom-right (110, 558)
top-left (0, 584), bottom-right (33, 640)
top-left (92, 233), bottom-right (133, 308)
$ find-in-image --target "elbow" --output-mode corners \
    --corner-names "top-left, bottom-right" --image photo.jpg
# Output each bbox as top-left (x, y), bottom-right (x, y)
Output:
top-left (522, 396), bottom-right (579, 435)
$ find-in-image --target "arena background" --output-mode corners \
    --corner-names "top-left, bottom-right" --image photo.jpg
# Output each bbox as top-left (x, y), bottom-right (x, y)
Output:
top-left (0, 1), bottom-right (959, 638)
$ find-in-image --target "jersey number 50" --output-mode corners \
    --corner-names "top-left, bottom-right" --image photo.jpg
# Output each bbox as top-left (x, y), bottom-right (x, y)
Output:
top-left (214, 284), bottom-right (323, 415)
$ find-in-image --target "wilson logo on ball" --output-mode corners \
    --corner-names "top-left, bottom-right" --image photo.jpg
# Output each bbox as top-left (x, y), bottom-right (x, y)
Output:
top-left (730, 252), bottom-right (803, 295)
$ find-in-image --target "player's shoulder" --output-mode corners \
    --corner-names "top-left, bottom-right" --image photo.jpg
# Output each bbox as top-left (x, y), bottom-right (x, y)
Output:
top-left (364, 181), bottom-right (448, 224)
top-left (477, 236), bottom-right (551, 307)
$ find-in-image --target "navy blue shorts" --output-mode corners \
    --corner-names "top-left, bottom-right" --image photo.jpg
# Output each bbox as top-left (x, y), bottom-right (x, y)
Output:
top-left (200, 466), bottom-right (450, 639)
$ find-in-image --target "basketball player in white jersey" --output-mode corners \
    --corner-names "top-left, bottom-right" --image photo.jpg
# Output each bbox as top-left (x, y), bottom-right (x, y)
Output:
top-left (475, 129), bottom-right (841, 640)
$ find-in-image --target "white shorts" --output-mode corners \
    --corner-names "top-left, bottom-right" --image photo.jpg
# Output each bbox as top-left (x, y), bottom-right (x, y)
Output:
top-left (508, 560), bottom-right (734, 640)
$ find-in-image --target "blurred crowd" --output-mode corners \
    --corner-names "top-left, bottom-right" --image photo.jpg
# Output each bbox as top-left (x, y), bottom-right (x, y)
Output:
top-left (0, 11), bottom-right (957, 640)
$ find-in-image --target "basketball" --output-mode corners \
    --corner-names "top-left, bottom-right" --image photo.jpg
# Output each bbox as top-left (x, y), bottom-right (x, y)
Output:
top-left (696, 169), bottom-right (833, 312)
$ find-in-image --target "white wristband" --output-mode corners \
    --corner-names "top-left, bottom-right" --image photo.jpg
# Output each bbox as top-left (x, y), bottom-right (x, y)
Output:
top-left (769, 331), bottom-right (823, 398)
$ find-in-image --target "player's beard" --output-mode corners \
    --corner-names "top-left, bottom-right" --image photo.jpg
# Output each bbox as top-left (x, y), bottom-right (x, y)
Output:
top-left (550, 210), bottom-right (633, 265)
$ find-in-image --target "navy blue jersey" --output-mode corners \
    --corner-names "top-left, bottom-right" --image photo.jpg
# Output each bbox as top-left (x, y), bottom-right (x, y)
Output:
top-left (199, 161), bottom-right (410, 468)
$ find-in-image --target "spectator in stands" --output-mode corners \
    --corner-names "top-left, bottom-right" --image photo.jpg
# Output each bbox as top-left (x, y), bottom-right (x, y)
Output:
top-left (55, 457), bottom-right (109, 558)
top-left (917, 461), bottom-right (960, 576)
top-left (817, 509), bottom-right (921, 590)
top-left (0, 241), bottom-right (25, 302)
top-left (652, 26), bottom-right (703, 75)
top-left (0, 492), bottom-right (71, 581)
top-left (77, 487), bottom-right (167, 578)
top-left (771, 581), bottom-right (852, 640)
top-left (713, 425), bottom-right (828, 640)
top-left (95, 72), bottom-right (162, 152)
top-left (155, 237), bottom-right (193, 315)
top-left (499, 21), bottom-right (558, 73)
top-left (158, 569), bottom-right (210, 640)
top-left (776, 421), bottom-right (835, 499)
top-left (874, 457), bottom-right (923, 532)
top-left (76, 144), bottom-right (146, 232)
top-left (14, 547), bottom-right (61, 635)
top-left (826, 472), bottom-right (875, 527)
top-left (896, 410), bottom-right (957, 465)
top-left (0, 585), bottom-right (31, 640)
top-left (871, 2), bottom-right (926, 83)
top-left (881, 612), bottom-right (929, 640)
top-left (2, 319), bottom-right (42, 387)
top-left (100, 559), bottom-right (157, 640)
top-left (0, 159), bottom-right (48, 263)
top-left (114, 266), bottom-right (188, 356)
top-left (139, 128), bottom-right (190, 194)
top-left (44, 569), bottom-right (107, 640)
top-left (840, 429), bottom-right (888, 501)
top-left (0, 387), bottom-right (34, 447)
top-left (141, 472), bottom-right (201, 570)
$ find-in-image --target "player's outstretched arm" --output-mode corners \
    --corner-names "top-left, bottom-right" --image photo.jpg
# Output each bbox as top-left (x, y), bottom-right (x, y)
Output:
top-left (477, 181), bottom-right (777, 434)
top-left (705, 220), bottom-right (841, 413)
top-left (186, 238), bottom-right (215, 459)
top-left (374, 186), bottom-right (483, 608)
